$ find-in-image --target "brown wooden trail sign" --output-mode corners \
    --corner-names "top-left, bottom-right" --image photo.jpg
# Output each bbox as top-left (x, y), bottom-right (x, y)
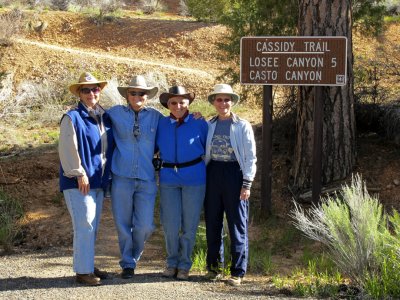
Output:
top-left (240, 36), bottom-right (348, 215)
top-left (240, 36), bottom-right (347, 86)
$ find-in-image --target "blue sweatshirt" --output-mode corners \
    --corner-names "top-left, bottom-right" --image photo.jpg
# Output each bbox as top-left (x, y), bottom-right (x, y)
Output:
top-left (156, 114), bottom-right (208, 186)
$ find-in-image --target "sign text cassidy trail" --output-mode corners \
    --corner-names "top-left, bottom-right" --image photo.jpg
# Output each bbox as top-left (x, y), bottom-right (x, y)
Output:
top-left (240, 37), bottom-right (347, 86)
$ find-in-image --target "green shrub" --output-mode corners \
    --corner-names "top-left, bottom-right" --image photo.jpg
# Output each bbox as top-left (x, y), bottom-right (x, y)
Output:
top-left (0, 188), bottom-right (23, 253)
top-left (290, 174), bottom-right (400, 298)
top-left (185, 0), bottom-right (230, 22)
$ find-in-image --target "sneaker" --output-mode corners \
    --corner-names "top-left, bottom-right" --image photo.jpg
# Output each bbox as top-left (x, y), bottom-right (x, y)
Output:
top-left (162, 267), bottom-right (177, 278)
top-left (94, 267), bottom-right (109, 280)
top-left (176, 269), bottom-right (189, 281)
top-left (76, 273), bottom-right (101, 286)
top-left (121, 268), bottom-right (134, 279)
top-left (205, 271), bottom-right (223, 281)
top-left (227, 276), bottom-right (241, 286)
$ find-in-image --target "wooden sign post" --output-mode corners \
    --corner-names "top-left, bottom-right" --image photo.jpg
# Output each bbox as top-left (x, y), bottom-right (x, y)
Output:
top-left (240, 36), bottom-right (347, 212)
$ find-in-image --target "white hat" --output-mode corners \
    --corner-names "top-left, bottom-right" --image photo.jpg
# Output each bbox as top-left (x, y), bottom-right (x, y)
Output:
top-left (118, 75), bottom-right (158, 99)
top-left (207, 84), bottom-right (240, 105)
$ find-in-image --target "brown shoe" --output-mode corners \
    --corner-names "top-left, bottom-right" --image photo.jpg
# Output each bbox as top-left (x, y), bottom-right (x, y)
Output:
top-left (94, 267), bottom-right (109, 280)
top-left (76, 273), bottom-right (101, 286)
top-left (176, 269), bottom-right (189, 281)
top-left (162, 267), bottom-right (177, 278)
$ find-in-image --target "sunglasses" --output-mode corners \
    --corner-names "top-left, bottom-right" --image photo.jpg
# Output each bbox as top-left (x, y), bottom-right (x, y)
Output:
top-left (80, 87), bottom-right (101, 94)
top-left (215, 98), bottom-right (232, 103)
top-left (169, 101), bottom-right (187, 106)
top-left (128, 91), bottom-right (146, 97)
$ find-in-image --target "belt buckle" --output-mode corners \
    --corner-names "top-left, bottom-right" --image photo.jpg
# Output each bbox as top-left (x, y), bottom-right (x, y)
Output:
top-left (174, 165), bottom-right (178, 172)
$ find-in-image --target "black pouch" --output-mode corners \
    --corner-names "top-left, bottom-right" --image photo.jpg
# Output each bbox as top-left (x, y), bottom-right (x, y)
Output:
top-left (152, 157), bottom-right (162, 171)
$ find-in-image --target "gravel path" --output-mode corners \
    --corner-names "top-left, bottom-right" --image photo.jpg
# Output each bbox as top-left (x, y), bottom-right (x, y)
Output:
top-left (0, 203), bottom-right (302, 299)
top-left (0, 248), bottom-right (290, 300)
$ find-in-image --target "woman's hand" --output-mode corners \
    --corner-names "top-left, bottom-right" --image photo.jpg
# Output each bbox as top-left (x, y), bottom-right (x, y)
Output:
top-left (240, 187), bottom-right (250, 201)
top-left (192, 111), bottom-right (204, 119)
top-left (77, 175), bottom-right (90, 195)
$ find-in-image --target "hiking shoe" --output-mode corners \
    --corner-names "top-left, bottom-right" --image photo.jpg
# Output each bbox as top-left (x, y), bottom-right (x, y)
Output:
top-left (176, 269), bottom-right (189, 281)
top-left (76, 273), bottom-right (101, 286)
top-left (94, 267), bottom-right (109, 280)
top-left (227, 276), bottom-right (241, 286)
top-left (205, 271), bottom-right (223, 281)
top-left (162, 267), bottom-right (177, 278)
top-left (121, 268), bottom-right (134, 279)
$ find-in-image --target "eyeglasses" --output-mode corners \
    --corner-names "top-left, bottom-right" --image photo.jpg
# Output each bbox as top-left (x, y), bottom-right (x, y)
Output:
top-left (80, 87), bottom-right (101, 94)
top-left (215, 98), bottom-right (232, 103)
top-left (169, 101), bottom-right (187, 106)
top-left (128, 91), bottom-right (146, 97)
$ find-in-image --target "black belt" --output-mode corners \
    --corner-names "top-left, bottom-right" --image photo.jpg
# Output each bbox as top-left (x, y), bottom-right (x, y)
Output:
top-left (162, 156), bottom-right (203, 169)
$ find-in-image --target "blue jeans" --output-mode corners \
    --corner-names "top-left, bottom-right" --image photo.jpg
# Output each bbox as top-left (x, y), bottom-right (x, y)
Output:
top-left (204, 161), bottom-right (249, 277)
top-left (111, 174), bottom-right (157, 269)
top-left (160, 184), bottom-right (205, 271)
top-left (63, 188), bottom-right (104, 274)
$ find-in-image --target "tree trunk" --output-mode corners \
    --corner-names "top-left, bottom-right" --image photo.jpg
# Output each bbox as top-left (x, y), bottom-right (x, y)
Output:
top-left (291, 0), bottom-right (355, 190)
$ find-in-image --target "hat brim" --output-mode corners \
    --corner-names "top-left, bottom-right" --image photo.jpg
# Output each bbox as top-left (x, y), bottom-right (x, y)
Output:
top-left (69, 81), bottom-right (108, 97)
top-left (118, 86), bottom-right (158, 100)
top-left (159, 92), bottom-right (195, 108)
top-left (208, 92), bottom-right (240, 105)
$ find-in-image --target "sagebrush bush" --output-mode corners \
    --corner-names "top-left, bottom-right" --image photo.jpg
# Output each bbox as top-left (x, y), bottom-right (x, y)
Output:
top-left (290, 174), bottom-right (400, 298)
top-left (0, 8), bottom-right (23, 46)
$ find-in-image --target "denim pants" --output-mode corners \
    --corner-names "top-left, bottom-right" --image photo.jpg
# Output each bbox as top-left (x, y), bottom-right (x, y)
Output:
top-left (204, 160), bottom-right (249, 277)
top-left (63, 188), bottom-right (104, 274)
top-left (160, 184), bottom-right (206, 271)
top-left (111, 174), bottom-right (157, 269)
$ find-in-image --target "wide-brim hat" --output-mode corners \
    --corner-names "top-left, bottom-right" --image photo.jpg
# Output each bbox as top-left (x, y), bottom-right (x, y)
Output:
top-left (118, 75), bottom-right (158, 99)
top-left (207, 84), bottom-right (240, 105)
top-left (159, 86), bottom-right (195, 108)
top-left (69, 72), bottom-right (108, 97)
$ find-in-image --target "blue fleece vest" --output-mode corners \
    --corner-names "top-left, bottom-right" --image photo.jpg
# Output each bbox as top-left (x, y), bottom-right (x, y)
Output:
top-left (59, 102), bottom-right (114, 191)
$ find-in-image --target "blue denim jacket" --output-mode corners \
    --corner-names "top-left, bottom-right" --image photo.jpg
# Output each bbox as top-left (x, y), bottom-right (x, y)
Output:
top-left (108, 105), bottom-right (162, 180)
top-left (205, 113), bottom-right (257, 182)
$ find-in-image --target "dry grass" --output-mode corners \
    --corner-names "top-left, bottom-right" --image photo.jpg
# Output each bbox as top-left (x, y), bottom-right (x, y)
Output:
top-left (0, 8), bottom-right (23, 46)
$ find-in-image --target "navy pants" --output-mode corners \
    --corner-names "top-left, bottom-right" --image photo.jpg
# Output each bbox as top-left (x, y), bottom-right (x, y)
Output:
top-left (204, 160), bottom-right (249, 277)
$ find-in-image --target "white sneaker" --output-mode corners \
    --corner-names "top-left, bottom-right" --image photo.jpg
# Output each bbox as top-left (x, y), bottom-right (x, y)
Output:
top-left (205, 271), bottom-right (223, 281)
top-left (227, 276), bottom-right (241, 286)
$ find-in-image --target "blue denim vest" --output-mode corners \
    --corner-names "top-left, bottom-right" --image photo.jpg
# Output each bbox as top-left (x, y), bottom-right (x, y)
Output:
top-left (59, 102), bottom-right (114, 191)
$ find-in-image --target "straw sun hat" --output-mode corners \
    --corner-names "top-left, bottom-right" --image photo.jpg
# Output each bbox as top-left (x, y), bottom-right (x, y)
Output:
top-left (69, 72), bottom-right (107, 97)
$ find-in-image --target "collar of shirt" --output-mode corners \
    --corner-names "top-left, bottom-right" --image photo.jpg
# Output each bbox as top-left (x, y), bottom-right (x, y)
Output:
top-left (169, 111), bottom-right (190, 126)
top-left (123, 105), bottom-right (150, 113)
top-left (80, 102), bottom-right (105, 116)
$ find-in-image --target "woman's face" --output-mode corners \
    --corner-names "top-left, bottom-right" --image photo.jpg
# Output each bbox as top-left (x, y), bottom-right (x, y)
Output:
top-left (213, 93), bottom-right (232, 117)
top-left (79, 84), bottom-right (101, 108)
top-left (168, 96), bottom-right (189, 119)
top-left (127, 88), bottom-right (148, 112)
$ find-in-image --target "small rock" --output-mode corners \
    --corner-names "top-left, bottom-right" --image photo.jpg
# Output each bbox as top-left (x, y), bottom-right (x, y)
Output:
top-left (394, 179), bottom-right (400, 186)
top-left (386, 184), bottom-right (394, 190)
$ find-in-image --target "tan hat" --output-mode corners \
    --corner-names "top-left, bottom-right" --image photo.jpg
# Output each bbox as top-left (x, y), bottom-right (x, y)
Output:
top-left (69, 72), bottom-right (108, 97)
top-left (118, 75), bottom-right (158, 99)
top-left (208, 84), bottom-right (240, 105)
top-left (159, 86), bottom-right (195, 108)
